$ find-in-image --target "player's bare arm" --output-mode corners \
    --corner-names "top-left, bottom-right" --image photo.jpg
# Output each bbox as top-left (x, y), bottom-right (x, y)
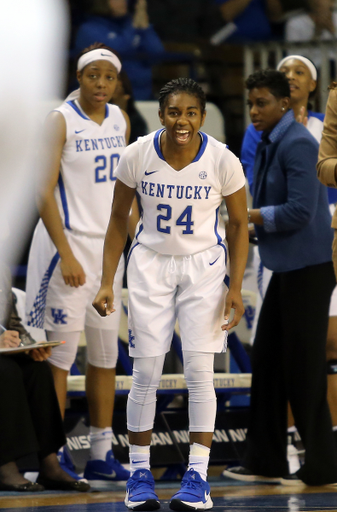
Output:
top-left (128, 197), bottom-right (140, 241)
top-left (38, 112), bottom-right (86, 288)
top-left (223, 185), bottom-right (249, 330)
top-left (93, 179), bottom-right (136, 316)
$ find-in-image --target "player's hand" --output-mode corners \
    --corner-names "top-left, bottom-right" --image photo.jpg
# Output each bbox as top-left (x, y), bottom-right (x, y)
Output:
top-left (60, 255), bottom-right (86, 287)
top-left (222, 288), bottom-right (245, 331)
top-left (0, 330), bottom-right (21, 348)
top-left (296, 106), bottom-right (308, 127)
top-left (29, 347), bottom-right (52, 361)
top-left (92, 286), bottom-right (115, 317)
top-left (133, 0), bottom-right (149, 29)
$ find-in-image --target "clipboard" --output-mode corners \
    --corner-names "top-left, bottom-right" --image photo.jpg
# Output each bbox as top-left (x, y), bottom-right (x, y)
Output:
top-left (0, 340), bottom-right (65, 355)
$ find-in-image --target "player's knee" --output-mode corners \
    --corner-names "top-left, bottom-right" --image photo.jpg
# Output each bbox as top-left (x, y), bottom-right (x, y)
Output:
top-left (183, 352), bottom-right (214, 392)
top-left (48, 344), bottom-right (78, 371)
top-left (85, 327), bottom-right (118, 369)
top-left (327, 359), bottom-right (337, 375)
top-left (86, 350), bottom-right (118, 369)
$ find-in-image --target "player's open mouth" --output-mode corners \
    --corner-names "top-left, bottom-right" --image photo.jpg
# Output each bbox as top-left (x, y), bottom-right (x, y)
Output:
top-left (176, 130), bottom-right (189, 142)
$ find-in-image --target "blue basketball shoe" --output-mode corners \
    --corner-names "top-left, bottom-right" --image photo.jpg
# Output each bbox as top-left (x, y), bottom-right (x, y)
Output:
top-left (169, 469), bottom-right (213, 511)
top-left (57, 446), bottom-right (83, 481)
top-left (125, 469), bottom-right (160, 511)
top-left (84, 450), bottom-right (130, 483)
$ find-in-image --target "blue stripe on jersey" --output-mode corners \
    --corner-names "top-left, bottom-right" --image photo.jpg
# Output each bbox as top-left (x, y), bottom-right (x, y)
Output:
top-left (214, 206), bottom-right (222, 244)
top-left (135, 222), bottom-right (144, 239)
top-left (67, 100), bottom-right (90, 120)
top-left (224, 274), bottom-right (230, 288)
top-left (214, 206), bottom-right (227, 264)
top-left (153, 130), bottom-right (208, 162)
top-left (219, 242), bottom-right (228, 266)
top-left (154, 129), bottom-right (165, 161)
top-left (105, 104), bottom-right (109, 118)
top-left (194, 132), bottom-right (208, 162)
top-left (58, 174), bottom-right (71, 230)
top-left (127, 241), bottom-right (140, 265)
top-left (27, 252), bottom-right (60, 328)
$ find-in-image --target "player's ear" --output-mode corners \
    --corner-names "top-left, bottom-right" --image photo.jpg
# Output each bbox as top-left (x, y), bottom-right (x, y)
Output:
top-left (158, 108), bottom-right (165, 126)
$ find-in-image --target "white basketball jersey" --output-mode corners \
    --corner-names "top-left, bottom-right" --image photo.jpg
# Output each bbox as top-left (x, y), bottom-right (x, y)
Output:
top-left (116, 129), bottom-right (245, 255)
top-left (54, 100), bottom-right (127, 236)
top-left (307, 115), bottom-right (323, 143)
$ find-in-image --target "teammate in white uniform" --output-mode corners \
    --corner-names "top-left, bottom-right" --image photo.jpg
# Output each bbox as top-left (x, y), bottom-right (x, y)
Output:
top-left (93, 78), bottom-right (249, 511)
top-left (25, 43), bottom-right (139, 482)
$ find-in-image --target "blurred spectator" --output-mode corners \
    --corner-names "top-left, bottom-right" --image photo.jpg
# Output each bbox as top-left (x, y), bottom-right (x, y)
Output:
top-left (110, 70), bottom-right (149, 144)
top-left (213, 0), bottom-right (283, 42)
top-left (147, 0), bottom-right (221, 43)
top-left (73, 0), bottom-right (165, 100)
top-left (308, 0), bottom-right (335, 33)
top-left (285, 0), bottom-right (337, 68)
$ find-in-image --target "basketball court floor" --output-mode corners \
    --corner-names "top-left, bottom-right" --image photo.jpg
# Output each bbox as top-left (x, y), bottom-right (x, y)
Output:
top-left (1, 477), bottom-right (337, 512)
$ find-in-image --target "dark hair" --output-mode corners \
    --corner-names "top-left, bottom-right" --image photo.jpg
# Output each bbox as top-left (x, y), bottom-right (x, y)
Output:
top-left (118, 70), bottom-right (134, 100)
top-left (158, 78), bottom-right (206, 114)
top-left (115, 70), bottom-right (137, 111)
top-left (76, 42), bottom-right (122, 71)
top-left (246, 69), bottom-right (290, 99)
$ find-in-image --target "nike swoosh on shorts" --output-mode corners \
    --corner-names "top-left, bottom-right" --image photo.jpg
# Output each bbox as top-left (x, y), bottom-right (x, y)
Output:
top-left (209, 256), bottom-right (220, 266)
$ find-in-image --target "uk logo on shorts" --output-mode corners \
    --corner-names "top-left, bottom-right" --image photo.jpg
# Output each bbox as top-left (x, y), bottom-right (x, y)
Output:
top-left (51, 308), bottom-right (68, 325)
top-left (128, 329), bottom-right (135, 348)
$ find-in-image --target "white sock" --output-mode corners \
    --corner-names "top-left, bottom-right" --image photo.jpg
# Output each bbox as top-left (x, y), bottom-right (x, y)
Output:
top-left (90, 426), bottom-right (113, 461)
top-left (187, 443), bottom-right (210, 481)
top-left (129, 444), bottom-right (150, 475)
top-left (333, 426), bottom-right (337, 432)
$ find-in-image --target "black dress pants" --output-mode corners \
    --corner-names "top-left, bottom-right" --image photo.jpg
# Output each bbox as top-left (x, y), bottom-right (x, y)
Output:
top-left (0, 355), bottom-right (66, 467)
top-left (245, 261), bottom-right (337, 485)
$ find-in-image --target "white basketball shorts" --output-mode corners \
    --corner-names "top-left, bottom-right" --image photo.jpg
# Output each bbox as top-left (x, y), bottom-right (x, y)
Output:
top-left (126, 242), bottom-right (229, 358)
top-left (25, 220), bottom-right (124, 332)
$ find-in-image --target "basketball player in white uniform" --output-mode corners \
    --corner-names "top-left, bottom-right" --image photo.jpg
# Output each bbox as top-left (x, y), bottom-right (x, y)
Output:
top-left (93, 78), bottom-right (249, 511)
top-left (25, 44), bottom-right (138, 482)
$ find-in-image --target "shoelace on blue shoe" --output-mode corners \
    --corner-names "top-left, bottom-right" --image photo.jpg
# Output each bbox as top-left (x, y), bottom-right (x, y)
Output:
top-left (129, 475), bottom-right (154, 492)
top-left (181, 479), bottom-right (201, 491)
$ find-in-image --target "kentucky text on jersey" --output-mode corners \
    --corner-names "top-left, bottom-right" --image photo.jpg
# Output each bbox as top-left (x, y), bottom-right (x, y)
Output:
top-left (141, 180), bottom-right (212, 200)
top-left (75, 136), bottom-right (126, 152)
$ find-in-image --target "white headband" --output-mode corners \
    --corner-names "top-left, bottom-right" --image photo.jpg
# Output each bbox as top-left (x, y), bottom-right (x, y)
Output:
top-left (77, 48), bottom-right (122, 73)
top-left (277, 55), bottom-right (317, 81)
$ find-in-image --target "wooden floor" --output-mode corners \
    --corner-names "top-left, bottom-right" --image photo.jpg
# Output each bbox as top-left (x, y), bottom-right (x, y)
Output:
top-left (1, 479), bottom-right (337, 512)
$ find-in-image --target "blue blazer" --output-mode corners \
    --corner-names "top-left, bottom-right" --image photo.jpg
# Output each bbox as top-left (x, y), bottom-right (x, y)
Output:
top-left (253, 120), bottom-right (333, 272)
